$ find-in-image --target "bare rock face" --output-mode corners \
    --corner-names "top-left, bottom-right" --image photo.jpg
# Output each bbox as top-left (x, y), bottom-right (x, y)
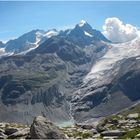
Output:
top-left (127, 113), bottom-right (139, 119)
top-left (0, 130), bottom-right (7, 139)
top-left (101, 130), bottom-right (126, 137)
top-left (5, 128), bottom-right (19, 135)
top-left (30, 116), bottom-right (66, 139)
top-left (8, 128), bottom-right (30, 139)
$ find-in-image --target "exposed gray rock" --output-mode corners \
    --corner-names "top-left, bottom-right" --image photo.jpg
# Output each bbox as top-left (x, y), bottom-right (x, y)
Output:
top-left (92, 133), bottom-right (100, 138)
top-left (108, 119), bottom-right (119, 125)
top-left (0, 132), bottom-right (7, 139)
top-left (118, 120), bottom-right (128, 125)
top-left (129, 120), bottom-right (138, 124)
top-left (103, 136), bottom-right (118, 139)
top-left (5, 127), bottom-right (19, 135)
top-left (101, 130), bottom-right (126, 137)
top-left (96, 125), bottom-right (107, 133)
top-left (30, 116), bottom-right (66, 139)
top-left (0, 128), bottom-right (4, 133)
top-left (96, 119), bottom-right (108, 133)
top-left (135, 133), bottom-right (140, 138)
top-left (81, 125), bottom-right (94, 130)
top-left (127, 113), bottom-right (139, 119)
top-left (8, 128), bottom-right (30, 139)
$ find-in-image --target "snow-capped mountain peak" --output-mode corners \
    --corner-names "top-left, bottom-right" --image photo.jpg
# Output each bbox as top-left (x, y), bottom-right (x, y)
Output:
top-left (79, 20), bottom-right (87, 27)
top-left (1, 21), bottom-right (109, 56)
top-left (2, 29), bottom-right (59, 55)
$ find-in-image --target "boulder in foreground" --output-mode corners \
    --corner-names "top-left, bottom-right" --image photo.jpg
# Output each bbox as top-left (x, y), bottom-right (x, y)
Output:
top-left (101, 130), bottom-right (126, 137)
top-left (30, 116), bottom-right (66, 139)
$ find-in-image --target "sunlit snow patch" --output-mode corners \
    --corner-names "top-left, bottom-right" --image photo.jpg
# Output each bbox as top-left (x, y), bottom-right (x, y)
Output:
top-left (84, 31), bottom-right (93, 37)
top-left (45, 30), bottom-right (58, 38)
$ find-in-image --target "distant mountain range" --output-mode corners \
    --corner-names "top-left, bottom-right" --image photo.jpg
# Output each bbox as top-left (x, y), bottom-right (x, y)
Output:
top-left (0, 20), bottom-right (109, 55)
top-left (0, 20), bottom-right (140, 124)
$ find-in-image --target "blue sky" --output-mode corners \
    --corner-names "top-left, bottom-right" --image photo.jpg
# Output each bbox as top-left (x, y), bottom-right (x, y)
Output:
top-left (0, 1), bottom-right (140, 42)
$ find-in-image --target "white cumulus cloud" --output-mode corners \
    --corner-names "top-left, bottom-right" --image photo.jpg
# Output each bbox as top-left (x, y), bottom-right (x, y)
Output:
top-left (102, 17), bottom-right (139, 43)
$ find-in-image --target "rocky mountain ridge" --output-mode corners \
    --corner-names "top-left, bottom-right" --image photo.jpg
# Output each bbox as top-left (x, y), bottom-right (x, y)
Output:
top-left (0, 20), bottom-right (140, 126)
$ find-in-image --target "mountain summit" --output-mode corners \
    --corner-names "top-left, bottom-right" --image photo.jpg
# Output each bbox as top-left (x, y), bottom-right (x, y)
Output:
top-left (63, 20), bottom-right (110, 47)
top-left (78, 20), bottom-right (87, 27)
top-left (77, 20), bottom-right (93, 33)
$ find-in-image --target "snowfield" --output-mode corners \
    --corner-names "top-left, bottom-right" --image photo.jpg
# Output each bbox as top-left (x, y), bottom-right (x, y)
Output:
top-left (84, 36), bottom-right (140, 83)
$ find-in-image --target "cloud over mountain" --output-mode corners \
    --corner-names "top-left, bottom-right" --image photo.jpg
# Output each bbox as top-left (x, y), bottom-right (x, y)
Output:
top-left (102, 17), bottom-right (139, 43)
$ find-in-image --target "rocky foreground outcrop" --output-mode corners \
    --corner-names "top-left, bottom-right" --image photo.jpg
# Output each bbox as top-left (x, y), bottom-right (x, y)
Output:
top-left (0, 116), bottom-right (66, 139)
top-left (0, 113), bottom-right (140, 139)
top-left (30, 116), bottom-right (66, 139)
top-left (0, 123), bottom-right (30, 139)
